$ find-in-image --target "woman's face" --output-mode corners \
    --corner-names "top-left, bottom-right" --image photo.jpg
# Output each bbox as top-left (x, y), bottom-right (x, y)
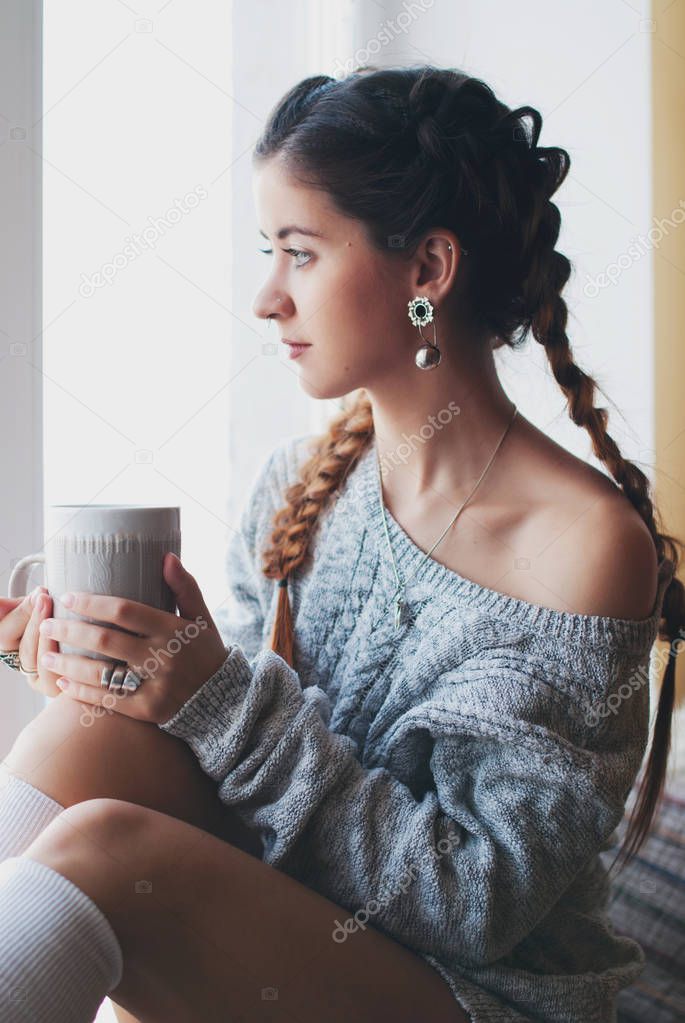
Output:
top-left (251, 155), bottom-right (412, 400)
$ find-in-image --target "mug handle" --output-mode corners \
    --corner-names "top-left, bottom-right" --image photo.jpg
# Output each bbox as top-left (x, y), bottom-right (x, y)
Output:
top-left (8, 553), bottom-right (46, 599)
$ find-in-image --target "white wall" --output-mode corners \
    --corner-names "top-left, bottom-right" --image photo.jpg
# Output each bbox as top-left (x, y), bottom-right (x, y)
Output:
top-left (40, 0), bottom-right (235, 624)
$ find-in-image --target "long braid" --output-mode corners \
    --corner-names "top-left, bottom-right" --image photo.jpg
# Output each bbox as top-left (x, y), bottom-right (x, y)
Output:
top-left (524, 176), bottom-right (685, 876)
top-left (261, 393), bottom-right (374, 667)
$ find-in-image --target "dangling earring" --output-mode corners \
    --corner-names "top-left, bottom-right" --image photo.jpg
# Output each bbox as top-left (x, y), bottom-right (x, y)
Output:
top-left (408, 243), bottom-right (467, 370)
top-left (408, 295), bottom-right (441, 370)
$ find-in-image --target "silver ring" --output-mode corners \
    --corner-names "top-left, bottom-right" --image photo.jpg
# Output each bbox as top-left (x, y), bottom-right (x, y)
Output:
top-left (18, 654), bottom-right (38, 676)
top-left (0, 650), bottom-right (23, 672)
top-left (109, 664), bottom-right (127, 694)
top-left (100, 662), bottom-right (143, 694)
top-left (0, 649), bottom-right (38, 675)
top-left (100, 663), bottom-right (115, 690)
top-left (122, 668), bottom-right (143, 691)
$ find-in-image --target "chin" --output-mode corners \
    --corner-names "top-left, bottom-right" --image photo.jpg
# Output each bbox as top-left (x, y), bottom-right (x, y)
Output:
top-left (297, 369), bottom-right (364, 402)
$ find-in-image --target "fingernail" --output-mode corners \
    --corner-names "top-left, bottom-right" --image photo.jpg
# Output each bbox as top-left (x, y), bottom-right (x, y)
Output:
top-left (56, 678), bottom-right (69, 690)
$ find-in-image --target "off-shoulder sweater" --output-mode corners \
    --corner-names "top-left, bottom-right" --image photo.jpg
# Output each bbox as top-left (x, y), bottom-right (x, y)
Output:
top-left (158, 432), bottom-right (674, 1023)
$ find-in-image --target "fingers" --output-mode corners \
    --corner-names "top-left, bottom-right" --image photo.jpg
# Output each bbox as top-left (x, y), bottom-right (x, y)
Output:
top-left (39, 647), bottom-right (115, 688)
top-left (38, 616), bottom-right (146, 664)
top-left (36, 596), bottom-right (63, 692)
top-left (0, 596), bottom-right (29, 612)
top-left (0, 587), bottom-right (48, 648)
top-left (52, 591), bottom-right (161, 637)
top-left (20, 593), bottom-right (60, 692)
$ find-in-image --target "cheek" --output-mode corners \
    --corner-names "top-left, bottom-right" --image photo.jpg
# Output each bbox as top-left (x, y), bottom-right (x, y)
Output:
top-left (307, 261), bottom-right (400, 361)
top-left (331, 260), bottom-right (386, 321)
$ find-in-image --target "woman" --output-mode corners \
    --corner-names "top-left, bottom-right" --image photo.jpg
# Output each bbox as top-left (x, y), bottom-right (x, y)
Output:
top-left (0, 65), bottom-right (682, 1023)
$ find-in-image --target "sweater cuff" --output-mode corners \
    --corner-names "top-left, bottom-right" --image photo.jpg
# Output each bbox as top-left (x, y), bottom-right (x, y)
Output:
top-left (157, 644), bottom-right (251, 738)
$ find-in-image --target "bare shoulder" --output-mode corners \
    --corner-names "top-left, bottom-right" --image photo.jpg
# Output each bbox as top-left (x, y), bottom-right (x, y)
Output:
top-left (572, 493), bottom-right (659, 619)
top-left (510, 417), bottom-right (660, 620)
top-left (539, 466), bottom-right (659, 621)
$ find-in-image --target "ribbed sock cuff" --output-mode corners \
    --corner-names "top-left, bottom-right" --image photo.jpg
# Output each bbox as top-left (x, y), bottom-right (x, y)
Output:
top-left (0, 855), bottom-right (124, 1022)
top-left (0, 768), bottom-right (65, 861)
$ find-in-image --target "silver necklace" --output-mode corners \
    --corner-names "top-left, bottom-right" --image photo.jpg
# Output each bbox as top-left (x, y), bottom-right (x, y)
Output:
top-left (376, 404), bottom-right (519, 629)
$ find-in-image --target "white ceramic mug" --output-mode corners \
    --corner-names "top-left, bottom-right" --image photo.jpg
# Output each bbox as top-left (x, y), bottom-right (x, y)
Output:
top-left (8, 505), bottom-right (181, 661)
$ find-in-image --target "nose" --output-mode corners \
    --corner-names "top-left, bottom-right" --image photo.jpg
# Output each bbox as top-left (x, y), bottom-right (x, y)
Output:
top-left (252, 292), bottom-right (291, 321)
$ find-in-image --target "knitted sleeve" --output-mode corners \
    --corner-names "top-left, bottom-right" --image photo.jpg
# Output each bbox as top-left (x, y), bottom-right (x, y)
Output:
top-left (158, 609), bottom-right (651, 969)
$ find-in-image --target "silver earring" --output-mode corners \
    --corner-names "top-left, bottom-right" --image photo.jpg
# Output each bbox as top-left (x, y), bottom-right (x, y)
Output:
top-left (408, 295), bottom-right (441, 370)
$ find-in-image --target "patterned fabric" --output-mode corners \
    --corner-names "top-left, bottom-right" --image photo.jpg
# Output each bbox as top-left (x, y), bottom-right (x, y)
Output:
top-left (601, 784), bottom-right (685, 1023)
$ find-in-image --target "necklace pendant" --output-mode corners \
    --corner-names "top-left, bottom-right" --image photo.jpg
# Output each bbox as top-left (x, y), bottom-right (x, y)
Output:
top-left (393, 588), bottom-right (405, 629)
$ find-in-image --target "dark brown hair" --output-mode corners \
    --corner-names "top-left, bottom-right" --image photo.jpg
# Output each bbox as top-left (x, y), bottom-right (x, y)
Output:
top-left (252, 65), bottom-right (684, 875)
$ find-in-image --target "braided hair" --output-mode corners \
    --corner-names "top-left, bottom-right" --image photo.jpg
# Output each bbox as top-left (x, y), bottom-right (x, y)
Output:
top-left (252, 64), bottom-right (685, 874)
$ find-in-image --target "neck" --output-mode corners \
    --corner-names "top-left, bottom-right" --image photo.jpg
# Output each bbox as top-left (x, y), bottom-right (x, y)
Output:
top-left (365, 341), bottom-right (517, 506)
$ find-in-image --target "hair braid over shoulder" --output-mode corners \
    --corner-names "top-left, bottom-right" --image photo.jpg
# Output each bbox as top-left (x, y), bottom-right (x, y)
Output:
top-left (261, 394), bottom-right (374, 667)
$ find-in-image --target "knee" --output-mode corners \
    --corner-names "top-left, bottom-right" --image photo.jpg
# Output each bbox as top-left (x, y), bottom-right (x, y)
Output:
top-left (21, 799), bottom-right (155, 940)
top-left (4, 692), bottom-right (164, 803)
top-left (27, 798), bottom-right (152, 865)
top-left (7, 691), bottom-right (126, 766)
top-left (36, 687), bottom-right (153, 739)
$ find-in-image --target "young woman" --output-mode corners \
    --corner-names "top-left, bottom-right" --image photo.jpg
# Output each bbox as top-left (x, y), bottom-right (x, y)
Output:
top-left (0, 65), bottom-right (682, 1023)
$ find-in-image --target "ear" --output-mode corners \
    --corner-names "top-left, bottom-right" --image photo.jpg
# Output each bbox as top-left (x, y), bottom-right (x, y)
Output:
top-left (411, 231), bottom-right (465, 302)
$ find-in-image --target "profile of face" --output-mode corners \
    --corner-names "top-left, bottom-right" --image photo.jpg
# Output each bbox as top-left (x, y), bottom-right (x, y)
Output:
top-left (252, 154), bottom-right (447, 401)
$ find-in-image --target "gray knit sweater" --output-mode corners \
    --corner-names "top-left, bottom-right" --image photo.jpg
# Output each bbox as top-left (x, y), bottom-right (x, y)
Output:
top-left (159, 432), bottom-right (674, 1023)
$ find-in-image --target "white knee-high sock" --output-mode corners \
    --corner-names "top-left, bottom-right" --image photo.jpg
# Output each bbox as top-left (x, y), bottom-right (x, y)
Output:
top-left (0, 767), bottom-right (65, 860)
top-left (0, 855), bottom-right (123, 1022)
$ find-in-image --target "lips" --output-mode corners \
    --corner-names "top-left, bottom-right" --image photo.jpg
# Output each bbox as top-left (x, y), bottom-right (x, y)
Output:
top-left (281, 339), bottom-right (311, 347)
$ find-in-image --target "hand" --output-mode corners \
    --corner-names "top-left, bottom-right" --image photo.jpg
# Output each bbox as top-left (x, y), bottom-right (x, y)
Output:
top-left (39, 553), bottom-right (229, 724)
top-left (0, 588), bottom-right (63, 697)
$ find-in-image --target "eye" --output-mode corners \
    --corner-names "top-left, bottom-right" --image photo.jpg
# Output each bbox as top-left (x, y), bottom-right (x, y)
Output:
top-left (258, 247), bottom-right (312, 268)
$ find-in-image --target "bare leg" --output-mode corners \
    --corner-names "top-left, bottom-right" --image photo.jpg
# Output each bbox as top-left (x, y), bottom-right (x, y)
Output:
top-left (111, 1007), bottom-right (140, 1023)
top-left (24, 798), bottom-right (468, 1023)
top-left (2, 693), bottom-right (263, 1023)
top-left (2, 693), bottom-right (262, 856)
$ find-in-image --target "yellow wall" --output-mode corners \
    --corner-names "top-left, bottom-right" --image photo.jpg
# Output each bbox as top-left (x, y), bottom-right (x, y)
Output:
top-left (653, 0), bottom-right (685, 707)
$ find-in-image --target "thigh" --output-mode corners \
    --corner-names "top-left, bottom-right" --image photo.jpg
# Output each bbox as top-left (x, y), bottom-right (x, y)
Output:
top-left (2, 692), bottom-right (262, 857)
top-left (26, 799), bottom-right (467, 1023)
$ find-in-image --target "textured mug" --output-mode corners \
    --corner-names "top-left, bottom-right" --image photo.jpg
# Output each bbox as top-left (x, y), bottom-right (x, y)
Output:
top-left (8, 505), bottom-right (181, 661)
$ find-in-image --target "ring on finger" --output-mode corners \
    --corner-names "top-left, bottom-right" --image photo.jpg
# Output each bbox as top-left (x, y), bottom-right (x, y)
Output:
top-left (110, 663), bottom-right (127, 694)
top-left (100, 663), bottom-right (116, 691)
top-left (100, 662), bottom-right (142, 694)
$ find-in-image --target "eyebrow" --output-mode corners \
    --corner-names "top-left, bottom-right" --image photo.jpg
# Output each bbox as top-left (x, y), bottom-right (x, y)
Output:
top-left (258, 225), bottom-right (325, 241)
